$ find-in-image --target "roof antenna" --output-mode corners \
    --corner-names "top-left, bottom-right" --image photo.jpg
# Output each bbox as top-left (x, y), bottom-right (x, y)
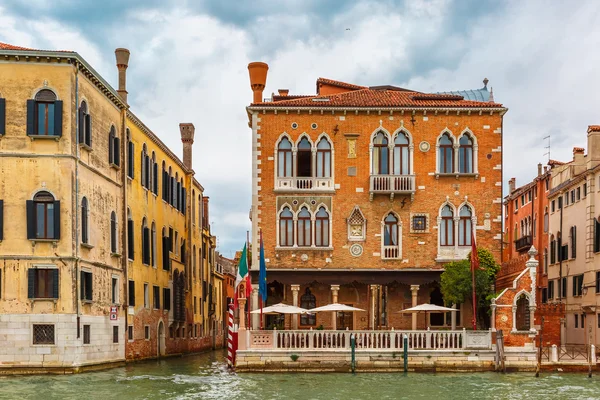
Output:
top-left (543, 135), bottom-right (551, 162)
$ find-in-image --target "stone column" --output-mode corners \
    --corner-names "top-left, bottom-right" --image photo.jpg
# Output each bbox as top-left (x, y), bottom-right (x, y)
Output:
top-left (370, 285), bottom-right (378, 330)
top-left (238, 297), bottom-right (247, 350)
top-left (331, 284), bottom-right (340, 330)
top-left (251, 288), bottom-right (259, 330)
top-left (451, 303), bottom-right (457, 330)
top-left (291, 284), bottom-right (300, 330)
top-left (410, 285), bottom-right (420, 330)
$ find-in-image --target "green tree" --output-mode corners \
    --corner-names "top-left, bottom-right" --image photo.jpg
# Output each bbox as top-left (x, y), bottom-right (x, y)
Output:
top-left (440, 248), bottom-right (500, 329)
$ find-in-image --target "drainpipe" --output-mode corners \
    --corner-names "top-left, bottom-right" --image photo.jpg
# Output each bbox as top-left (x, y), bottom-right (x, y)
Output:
top-left (74, 66), bottom-right (81, 339)
top-left (559, 193), bottom-right (565, 343)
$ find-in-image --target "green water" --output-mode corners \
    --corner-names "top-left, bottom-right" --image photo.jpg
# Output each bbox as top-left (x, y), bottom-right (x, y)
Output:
top-left (1, 351), bottom-right (599, 400)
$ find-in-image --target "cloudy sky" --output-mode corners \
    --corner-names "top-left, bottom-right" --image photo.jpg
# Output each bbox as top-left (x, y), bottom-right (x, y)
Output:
top-left (2, 0), bottom-right (599, 257)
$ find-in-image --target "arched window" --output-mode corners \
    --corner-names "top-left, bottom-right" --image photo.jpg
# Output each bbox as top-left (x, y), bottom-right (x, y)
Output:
top-left (31, 89), bottom-right (60, 136)
top-left (316, 137), bottom-right (332, 178)
top-left (279, 207), bottom-right (294, 247)
top-left (81, 197), bottom-right (89, 244)
top-left (142, 217), bottom-right (150, 265)
top-left (162, 161), bottom-right (167, 200)
top-left (192, 190), bottom-right (196, 223)
top-left (393, 132), bottom-right (409, 175)
top-left (168, 167), bottom-right (173, 205)
top-left (570, 225), bottom-right (577, 259)
top-left (458, 206), bottom-right (472, 246)
top-left (174, 172), bottom-right (179, 210)
top-left (151, 222), bottom-right (157, 267)
top-left (544, 208), bottom-right (549, 233)
top-left (29, 191), bottom-right (59, 239)
top-left (180, 178), bottom-right (185, 213)
top-left (150, 152), bottom-right (157, 195)
top-left (108, 126), bottom-right (119, 166)
top-left (458, 134), bottom-right (474, 173)
top-left (372, 132), bottom-right (389, 175)
top-left (127, 209), bottom-right (134, 261)
top-left (277, 137), bottom-right (293, 177)
top-left (297, 137), bottom-right (312, 177)
top-left (383, 213), bottom-right (398, 246)
top-left (440, 205), bottom-right (454, 246)
top-left (181, 239), bottom-right (186, 264)
top-left (162, 227), bottom-right (169, 271)
top-left (550, 234), bottom-right (556, 264)
top-left (515, 294), bottom-right (530, 331)
top-left (110, 211), bottom-right (117, 253)
top-left (193, 245), bottom-right (197, 279)
top-left (78, 100), bottom-right (92, 147)
top-left (127, 129), bottom-right (134, 178)
top-left (543, 248), bottom-right (548, 274)
top-left (141, 144), bottom-right (148, 189)
top-left (300, 288), bottom-right (316, 326)
top-left (297, 207), bottom-right (311, 247)
top-left (315, 207), bottom-right (330, 247)
top-left (438, 133), bottom-right (454, 173)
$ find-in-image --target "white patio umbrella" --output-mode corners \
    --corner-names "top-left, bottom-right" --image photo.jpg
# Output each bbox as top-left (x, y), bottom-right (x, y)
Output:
top-left (309, 303), bottom-right (365, 312)
top-left (399, 303), bottom-right (457, 329)
top-left (250, 302), bottom-right (309, 315)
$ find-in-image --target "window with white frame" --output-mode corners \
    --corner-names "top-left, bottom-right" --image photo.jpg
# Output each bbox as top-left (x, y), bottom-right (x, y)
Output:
top-left (372, 131), bottom-right (390, 175)
top-left (316, 137), bottom-right (332, 178)
top-left (315, 207), bottom-right (330, 247)
top-left (438, 133), bottom-right (454, 173)
top-left (458, 134), bottom-right (474, 173)
top-left (382, 212), bottom-right (401, 259)
top-left (393, 131), bottom-right (410, 175)
top-left (297, 207), bottom-right (311, 247)
top-left (440, 205), bottom-right (454, 246)
top-left (279, 207), bottom-right (294, 247)
top-left (277, 137), bottom-right (293, 178)
top-left (458, 205), bottom-right (472, 246)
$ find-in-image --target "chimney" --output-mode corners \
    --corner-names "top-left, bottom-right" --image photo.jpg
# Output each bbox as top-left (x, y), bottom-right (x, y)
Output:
top-left (248, 62), bottom-right (269, 103)
top-left (278, 89), bottom-right (289, 97)
top-left (543, 166), bottom-right (548, 174)
top-left (114, 48), bottom-right (130, 104)
top-left (179, 123), bottom-right (195, 170)
top-left (202, 196), bottom-right (209, 228)
top-left (508, 177), bottom-right (516, 193)
top-left (537, 163), bottom-right (542, 176)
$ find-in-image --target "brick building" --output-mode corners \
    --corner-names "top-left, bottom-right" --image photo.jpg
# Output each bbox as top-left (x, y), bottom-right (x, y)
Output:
top-left (246, 62), bottom-right (507, 330)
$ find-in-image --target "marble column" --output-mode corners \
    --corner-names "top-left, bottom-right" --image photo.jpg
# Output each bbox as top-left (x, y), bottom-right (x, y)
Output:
top-left (251, 288), bottom-right (259, 330)
top-left (331, 284), bottom-right (340, 330)
top-left (370, 285), bottom-right (378, 330)
top-left (410, 285), bottom-right (419, 330)
top-left (291, 284), bottom-right (300, 330)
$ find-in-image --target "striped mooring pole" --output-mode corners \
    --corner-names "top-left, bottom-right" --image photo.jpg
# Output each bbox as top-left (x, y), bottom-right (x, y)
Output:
top-left (227, 303), bottom-right (237, 369)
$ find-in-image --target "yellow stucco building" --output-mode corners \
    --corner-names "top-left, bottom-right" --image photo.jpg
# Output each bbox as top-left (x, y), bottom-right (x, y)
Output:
top-left (0, 42), bottom-right (224, 371)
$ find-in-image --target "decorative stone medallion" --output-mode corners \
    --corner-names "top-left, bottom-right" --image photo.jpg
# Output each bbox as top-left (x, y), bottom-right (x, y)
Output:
top-left (291, 122), bottom-right (298, 129)
top-left (350, 243), bottom-right (363, 257)
top-left (501, 315), bottom-right (508, 323)
top-left (300, 254), bottom-right (309, 262)
top-left (419, 141), bottom-right (430, 152)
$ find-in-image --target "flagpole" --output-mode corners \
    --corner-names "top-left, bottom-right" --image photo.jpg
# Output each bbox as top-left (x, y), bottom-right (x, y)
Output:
top-left (247, 230), bottom-right (251, 330)
top-left (471, 228), bottom-right (477, 331)
top-left (260, 229), bottom-right (264, 330)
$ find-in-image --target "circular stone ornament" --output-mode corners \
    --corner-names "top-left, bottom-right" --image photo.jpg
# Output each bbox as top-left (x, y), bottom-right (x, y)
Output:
top-left (350, 244), bottom-right (363, 257)
top-left (419, 141), bottom-right (431, 152)
top-left (291, 122), bottom-right (299, 129)
top-left (300, 254), bottom-right (309, 262)
top-left (501, 315), bottom-right (508, 323)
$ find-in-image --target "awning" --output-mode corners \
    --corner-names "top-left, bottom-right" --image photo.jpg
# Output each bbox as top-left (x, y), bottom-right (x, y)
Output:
top-left (249, 269), bottom-right (442, 286)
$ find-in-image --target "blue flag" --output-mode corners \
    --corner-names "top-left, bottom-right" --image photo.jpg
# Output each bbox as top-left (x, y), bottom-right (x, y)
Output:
top-left (258, 231), bottom-right (267, 303)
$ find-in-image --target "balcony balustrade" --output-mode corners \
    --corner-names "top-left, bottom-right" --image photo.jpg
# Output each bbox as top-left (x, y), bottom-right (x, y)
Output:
top-left (514, 235), bottom-right (532, 252)
top-left (369, 174), bottom-right (415, 201)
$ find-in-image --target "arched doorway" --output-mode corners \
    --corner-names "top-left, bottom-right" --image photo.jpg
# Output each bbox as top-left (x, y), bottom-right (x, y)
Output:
top-left (157, 321), bottom-right (166, 357)
top-left (430, 286), bottom-right (444, 326)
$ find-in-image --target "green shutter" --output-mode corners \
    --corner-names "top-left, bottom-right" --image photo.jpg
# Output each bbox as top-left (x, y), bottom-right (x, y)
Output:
top-left (86, 114), bottom-right (92, 147)
top-left (80, 271), bottom-right (85, 300)
top-left (53, 201), bottom-right (61, 239)
top-left (26, 100), bottom-right (35, 135)
top-left (0, 98), bottom-right (5, 135)
top-left (153, 163), bottom-right (158, 194)
top-left (78, 107), bottom-right (84, 143)
top-left (114, 137), bottom-right (120, 167)
top-left (53, 100), bottom-right (63, 137)
top-left (26, 200), bottom-right (35, 239)
top-left (127, 219), bottom-right (134, 260)
top-left (28, 269), bottom-right (35, 298)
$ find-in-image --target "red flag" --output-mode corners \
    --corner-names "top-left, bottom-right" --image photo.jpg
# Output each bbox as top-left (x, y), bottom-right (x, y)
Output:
top-left (245, 274), bottom-right (253, 298)
top-left (470, 229), bottom-right (480, 272)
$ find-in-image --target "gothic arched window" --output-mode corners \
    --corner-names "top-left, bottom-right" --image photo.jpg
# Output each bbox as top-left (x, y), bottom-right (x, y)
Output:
top-left (458, 134), bottom-right (474, 173)
top-left (458, 206), bottom-right (472, 246)
top-left (316, 137), bottom-right (332, 178)
top-left (315, 207), bottom-right (330, 247)
top-left (372, 132), bottom-right (389, 175)
top-left (277, 137), bottom-right (293, 177)
top-left (297, 207), bottom-right (311, 247)
top-left (438, 133), bottom-right (454, 173)
top-left (440, 205), bottom-right (454, 246)
top-left (393, 132), bottom-right (409, 175)
top-left (279, 207), bottom-right (294, 247)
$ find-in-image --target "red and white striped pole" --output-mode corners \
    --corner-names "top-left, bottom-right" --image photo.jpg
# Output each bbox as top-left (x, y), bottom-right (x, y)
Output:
top-left (227, 303), bottom-right (237, 369)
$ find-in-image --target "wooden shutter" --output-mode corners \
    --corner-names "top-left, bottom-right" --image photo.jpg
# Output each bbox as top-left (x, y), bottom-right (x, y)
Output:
top-left (128, 280), bottom-right (135, 306)
top-left (153, 163), bottom-right (158, 194)
top-left (26, 200), bottom-right (35, 239)
top-left (145, 157), bottom-right (151, 188)
top-left (143, 227), bottom-right (150, 265)
top-left (176, 182), bottom-right (181, 211)
top-left (162, 236), bottom-right (170, 270)
top-left (53, 201), bottom-right (61, 239)
top-left (86, 114), bottom-right (92, 147)
top-left (78, 107), bottom-right (84, 143)
top-left (0, 98), bottom-right (6, 135)
top-left (127, 219), bottom-right (134, 260)
top-left (0, 200), bottom-right (3, 241)
top-left (26, 100), bottom-right (35, 135)
top-left (28, 269), bottom-right (36, 298)
top-left (114, 137), bottom-right (120, 166)
top-left (572, 227), bottom-right (577, 259)
top-left (52, 269), bottom-right (59, 299)
top-left (80, 270), bottom-right (85, 299)
top-left (182, 188), bottom-right (187, 215)
top-left (53, 101), bottom-right (63, 137)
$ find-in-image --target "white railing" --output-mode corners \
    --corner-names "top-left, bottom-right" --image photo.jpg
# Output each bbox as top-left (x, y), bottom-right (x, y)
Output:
top-left (370, 174), bottom-right (415, 193)
top-left (382, 245), bottom-right (400, 259)
top-left (250, 329), bottom-right (488, 351)
top-left (275, 177), bottom-right (334, 191)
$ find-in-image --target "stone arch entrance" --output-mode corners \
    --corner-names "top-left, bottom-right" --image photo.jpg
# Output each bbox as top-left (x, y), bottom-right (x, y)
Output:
top-left (157, 320), bottom-right (166, 357)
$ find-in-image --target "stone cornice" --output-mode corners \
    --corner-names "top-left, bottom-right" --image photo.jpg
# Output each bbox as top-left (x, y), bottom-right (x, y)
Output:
top-left (247, 105), bottom-right (508, 116)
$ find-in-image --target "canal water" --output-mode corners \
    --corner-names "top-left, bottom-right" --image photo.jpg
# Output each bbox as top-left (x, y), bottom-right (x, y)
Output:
top-left (1, 351), bottom-right (599, 400)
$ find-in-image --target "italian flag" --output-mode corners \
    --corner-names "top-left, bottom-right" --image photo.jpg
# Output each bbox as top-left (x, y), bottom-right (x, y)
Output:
top-left (234, 243), bottom-right (252, 308)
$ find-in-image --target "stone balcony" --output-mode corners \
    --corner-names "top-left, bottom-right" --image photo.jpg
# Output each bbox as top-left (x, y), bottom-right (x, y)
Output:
top-left (369, 174), bottom-right (415, 201)
top-left (275, 177), bottom-right (334, 193)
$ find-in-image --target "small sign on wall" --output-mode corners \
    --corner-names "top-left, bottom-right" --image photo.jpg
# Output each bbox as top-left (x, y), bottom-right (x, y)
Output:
top-left (110, 306), bottom-right (118, 320)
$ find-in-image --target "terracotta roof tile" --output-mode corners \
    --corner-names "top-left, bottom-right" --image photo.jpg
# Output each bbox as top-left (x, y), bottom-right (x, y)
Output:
top-left (588, 125), bottom-right (600, 133)
top-left (548, 159), bottom-right (565, 166)
top-left (0, 42), bottom-right (35, 50)
top-left (254, 88), bottom-right (503, 108)
top-left (317, 78), bottom-right (367, 91)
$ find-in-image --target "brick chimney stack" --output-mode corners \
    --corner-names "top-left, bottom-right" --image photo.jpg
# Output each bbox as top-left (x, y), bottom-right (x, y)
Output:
top-left (180, 123), bottom-right (195, 170)
top-left (114, 48), bottom-right (130, 104)
top-left (248, 62), bottom-right (269, 103)
top-left (588, 125), bottom-right (600, 168)
top-left (508, 177), bottom-right (516, 193)
top-left (537, 163), bottom-right (542, 176)
top-left (202, 196), bottom-right (209, 228)
top-left (278, 89), bottom-right (289, 96)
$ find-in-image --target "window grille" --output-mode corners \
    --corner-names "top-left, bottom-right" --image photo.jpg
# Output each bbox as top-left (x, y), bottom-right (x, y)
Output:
top-left (33, 324), bottom-right (55, 345)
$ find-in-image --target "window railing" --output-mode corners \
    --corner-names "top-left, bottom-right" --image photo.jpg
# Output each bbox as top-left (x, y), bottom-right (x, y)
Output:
top-left (382, 245), bottom-right (400, 260)
top-left (370, 174), bottom-right (415, 194)
top-left (514, 235), bottom-right (532, 252)
top-left (275, 177), bottom-right (334, 192)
